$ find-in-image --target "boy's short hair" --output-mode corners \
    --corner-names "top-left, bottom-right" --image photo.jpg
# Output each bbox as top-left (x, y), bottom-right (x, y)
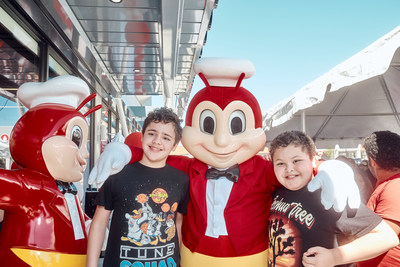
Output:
top-left (363, 130), bottom-right (400, 170)
top-left (269, 130), bottom-right (316, 160)
top-left (142, 107), bottom-right (182, 144)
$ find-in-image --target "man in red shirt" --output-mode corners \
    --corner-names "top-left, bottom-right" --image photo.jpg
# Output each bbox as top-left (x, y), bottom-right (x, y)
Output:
top-left (358, 130), bottom-right (400, 266)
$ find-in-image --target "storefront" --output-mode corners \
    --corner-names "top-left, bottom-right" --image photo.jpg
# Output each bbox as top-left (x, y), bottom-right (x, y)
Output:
top-left (0, 1), bottom-right (139, 211)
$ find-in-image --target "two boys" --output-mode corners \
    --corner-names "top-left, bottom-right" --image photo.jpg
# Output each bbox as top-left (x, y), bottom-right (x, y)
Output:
top-left (87, 116), bottom-right (397, 267)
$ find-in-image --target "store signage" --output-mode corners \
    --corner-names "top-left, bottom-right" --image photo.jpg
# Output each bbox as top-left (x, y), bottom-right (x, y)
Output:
top-left (1, 134), bottom-right (9, 142)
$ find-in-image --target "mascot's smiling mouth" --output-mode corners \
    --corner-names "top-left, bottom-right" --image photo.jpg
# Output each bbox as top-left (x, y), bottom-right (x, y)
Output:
top-left (204, 146), bottom-right (239, 158)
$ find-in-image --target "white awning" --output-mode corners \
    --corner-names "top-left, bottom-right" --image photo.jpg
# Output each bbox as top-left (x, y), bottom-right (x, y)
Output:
top-left (263, 25), bottom-right (400, 148)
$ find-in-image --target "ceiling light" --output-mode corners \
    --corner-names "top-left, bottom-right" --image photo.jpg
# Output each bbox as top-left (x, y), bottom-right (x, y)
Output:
top-left (109, 0), bottom-right (123, 3)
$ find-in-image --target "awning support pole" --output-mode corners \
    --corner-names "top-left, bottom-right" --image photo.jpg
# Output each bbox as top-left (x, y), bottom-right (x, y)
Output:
top-left (301, 110), bottom-right (306, 133)
top-left (116, 98), bottom-right (129, 138)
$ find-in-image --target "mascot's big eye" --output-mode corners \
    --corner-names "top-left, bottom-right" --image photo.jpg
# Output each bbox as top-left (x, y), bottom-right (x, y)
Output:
top-left (229, 110), bottom-right (246, 135)
top-left (199, 109), bottom-right (216, 134)
top-left (71, 125), bottom-right (83, 147)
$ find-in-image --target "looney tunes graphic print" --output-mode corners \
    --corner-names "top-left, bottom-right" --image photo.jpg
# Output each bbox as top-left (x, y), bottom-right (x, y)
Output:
top-left (121, 190), bottom-right (178, 246)
top-left (267, 187), bottom-right (381, 267)
top-left (97, 162), bottom-right (189, 267)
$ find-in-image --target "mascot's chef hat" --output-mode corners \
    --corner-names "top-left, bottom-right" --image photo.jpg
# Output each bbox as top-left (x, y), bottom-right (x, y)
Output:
top-left (185, 58), bottom-right (263, 128)
top-left (17, 75), bottom-right (91, 109)
top-left (194, 58), bottom-right (255, 87)
top-left (10, 75), bottom-right (100, 175)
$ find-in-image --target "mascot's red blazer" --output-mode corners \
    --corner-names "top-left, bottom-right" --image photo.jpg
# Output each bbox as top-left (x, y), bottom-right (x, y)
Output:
top-left (130, 147), bottom-right (281, 256)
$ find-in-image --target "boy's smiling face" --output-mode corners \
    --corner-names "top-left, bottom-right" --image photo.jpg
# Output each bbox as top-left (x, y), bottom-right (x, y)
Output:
top-left (140, 121), bottom-right (178, 168)
top-left (272, 144), bottom-right (315, 191)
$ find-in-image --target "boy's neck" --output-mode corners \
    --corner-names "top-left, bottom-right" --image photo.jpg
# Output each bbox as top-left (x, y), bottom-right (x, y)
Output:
top-left (139, 159), bottom-right (167, 168)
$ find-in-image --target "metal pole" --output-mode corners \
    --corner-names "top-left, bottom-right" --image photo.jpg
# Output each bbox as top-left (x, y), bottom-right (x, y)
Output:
top-left (301, 110), bottom-right (306, 132)
top-left (38, 42), bottom-right (49, 82)
top-left (116, 98), bottom-right (129, 137)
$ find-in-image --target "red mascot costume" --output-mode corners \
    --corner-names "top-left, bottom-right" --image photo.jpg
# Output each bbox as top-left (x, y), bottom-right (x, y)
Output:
top-left (0, 76), bottom-right (101, 266)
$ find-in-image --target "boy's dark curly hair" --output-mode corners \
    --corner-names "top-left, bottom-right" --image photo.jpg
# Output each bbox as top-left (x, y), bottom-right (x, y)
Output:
top-left (269, 130), bottom-right (316, 161)
top-left (362, 131), bottom-right (400, 170)
top-left (142, 107), bottom-right (182, 145)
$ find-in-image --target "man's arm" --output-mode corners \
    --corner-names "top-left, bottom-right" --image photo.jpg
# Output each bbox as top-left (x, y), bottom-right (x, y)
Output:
top-left (302, 220), bottom-right (399, 266)
top-left (86, 205), bottom-right (112, 267)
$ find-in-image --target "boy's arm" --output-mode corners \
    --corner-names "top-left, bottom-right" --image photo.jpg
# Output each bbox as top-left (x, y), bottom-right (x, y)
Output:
top-left (176, 212), bottom-right (184, 247)
top-left (86, 205), bottom-right (112, 267)
top-left (302, 220), bottom-right (399, 266)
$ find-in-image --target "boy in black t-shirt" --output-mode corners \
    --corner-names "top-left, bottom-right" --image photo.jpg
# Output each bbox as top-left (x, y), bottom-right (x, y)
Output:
top-left (267, 130), bottom-right (398, 267)
top-left (87, 108), bottom-right (189, 267)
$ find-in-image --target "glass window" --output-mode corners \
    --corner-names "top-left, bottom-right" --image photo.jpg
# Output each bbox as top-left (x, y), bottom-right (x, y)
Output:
top-left (0, 6), bottom-right (41, 169)
top-left (49, 55), bottom-right (70, 77)
top-left (0, 7), bottom-right (39, 95)
top-left (0, 7), bottom-right (38, 56)
top-left (0, 25), bottom-right (39, 88)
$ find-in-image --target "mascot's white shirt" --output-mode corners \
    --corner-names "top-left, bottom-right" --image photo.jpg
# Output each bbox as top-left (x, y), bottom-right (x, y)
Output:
top-left (205, 174), bottom-right (234, 237)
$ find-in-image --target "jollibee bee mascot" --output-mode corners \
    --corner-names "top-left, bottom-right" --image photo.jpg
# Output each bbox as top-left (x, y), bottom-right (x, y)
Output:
top-left (89, 58), bottom-right (360, 267)
top-left (0, 75), bottom-right (101, 266)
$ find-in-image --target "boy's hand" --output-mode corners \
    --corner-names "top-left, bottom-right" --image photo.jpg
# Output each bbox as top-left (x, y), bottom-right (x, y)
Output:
top-left (308, 160), bottom-right (361, 212)
top-left (302, 246), bottom-right (336, 267)
top-left (88, 141), bottom-right (132, 188)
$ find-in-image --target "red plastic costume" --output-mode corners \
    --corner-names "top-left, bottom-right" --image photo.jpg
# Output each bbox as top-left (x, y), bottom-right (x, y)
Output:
top-left (0, 77), bottom-right (100, 266)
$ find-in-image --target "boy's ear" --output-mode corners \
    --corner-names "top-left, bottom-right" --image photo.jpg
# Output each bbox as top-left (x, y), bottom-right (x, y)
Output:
top-left (369, 157), bottom-right (377, 167)
top-left (172, 142), bottom-right (178, 152)
top-left (312, 156), bottom-right (318, 168)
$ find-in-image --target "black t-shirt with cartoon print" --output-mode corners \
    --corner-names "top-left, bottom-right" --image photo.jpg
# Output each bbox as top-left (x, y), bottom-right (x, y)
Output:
top-left (267, 186), bottom-right (382, 267)
top-left (97, 162), bottom-right (190, 267)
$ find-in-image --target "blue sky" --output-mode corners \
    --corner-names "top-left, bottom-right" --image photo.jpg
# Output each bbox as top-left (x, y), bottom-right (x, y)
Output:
top-left (189, 0), bottom-right (400, 113)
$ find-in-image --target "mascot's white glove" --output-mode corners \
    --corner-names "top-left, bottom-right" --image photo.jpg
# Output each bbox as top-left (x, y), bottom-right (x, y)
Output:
top-left (88, 133), bottom-right (132, 188)
top-left (110, 132), bottom-right (126, 143)
top-left (308, 160), bottom-right (361, 212)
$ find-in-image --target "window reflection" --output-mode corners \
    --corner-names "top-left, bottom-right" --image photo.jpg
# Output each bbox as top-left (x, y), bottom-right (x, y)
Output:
top-left (0, 24), bottom-right (39, 92)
